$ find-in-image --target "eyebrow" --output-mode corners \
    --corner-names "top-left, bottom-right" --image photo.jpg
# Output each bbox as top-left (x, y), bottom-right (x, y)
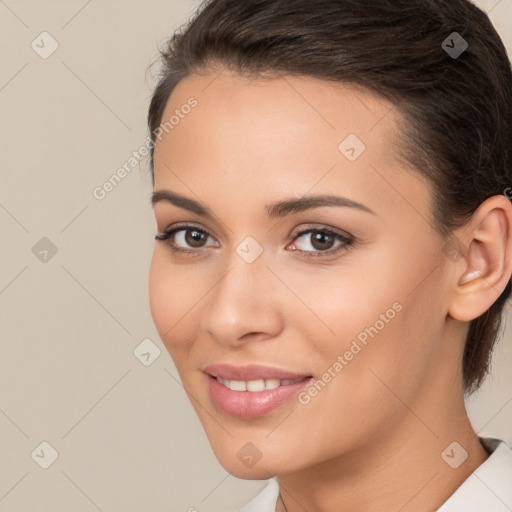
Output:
top-left (151, 190), bottom-right (376, 218)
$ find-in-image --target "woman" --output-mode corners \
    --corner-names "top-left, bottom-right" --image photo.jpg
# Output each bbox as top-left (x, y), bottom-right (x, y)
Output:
top-left (146, 0), bottom-right (512, 510)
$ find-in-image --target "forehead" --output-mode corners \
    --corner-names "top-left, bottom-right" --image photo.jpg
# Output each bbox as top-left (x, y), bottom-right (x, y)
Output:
top-left (152, 68), bottom-right (431, 226)
top-left (156, 68), bottom-right (400, 155)
top-left (154, 67), bottom-right (403, 168)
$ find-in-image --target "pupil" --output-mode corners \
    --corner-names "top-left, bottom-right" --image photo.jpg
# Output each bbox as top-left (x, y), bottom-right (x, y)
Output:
top-left (186, 230), bottom-right (205, 247)
top-left (312, 231), bottom-right (333, 250)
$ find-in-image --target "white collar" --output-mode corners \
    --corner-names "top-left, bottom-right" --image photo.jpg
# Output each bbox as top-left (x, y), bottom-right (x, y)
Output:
top-left (235, 437), bottom-right (512, 512)
top-left (437, 437), bottom-right (512, 511)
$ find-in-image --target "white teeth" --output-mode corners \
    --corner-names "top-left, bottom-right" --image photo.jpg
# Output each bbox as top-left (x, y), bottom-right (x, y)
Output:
top-left (217, 377), bottom-right (304, 391)
top-left (246, 379), bottom-right (266, 392)
top-left (229, 380), bottom-right (247, 391)
top-left (263, 379), bottom-right (281, 390)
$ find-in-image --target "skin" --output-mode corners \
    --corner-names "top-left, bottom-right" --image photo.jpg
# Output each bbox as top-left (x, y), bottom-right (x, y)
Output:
top-left (149, 67), bottom-right (512, 512)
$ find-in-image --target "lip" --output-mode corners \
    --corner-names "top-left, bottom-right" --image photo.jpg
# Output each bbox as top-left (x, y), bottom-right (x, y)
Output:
top-left (203, 363), bottom-right (311, 381)
top-left (203, 363), bottom-right (314, 419)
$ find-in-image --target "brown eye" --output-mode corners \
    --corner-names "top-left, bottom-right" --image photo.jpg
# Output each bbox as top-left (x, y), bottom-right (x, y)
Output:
top-left (154, 226), bottom-right (217, 254)
top-left (290, 226), bottom-right (353, 258)
top-left (309, 231), bottom-right (336, 251)
top-left (184, 229), bottom-right (208, 248)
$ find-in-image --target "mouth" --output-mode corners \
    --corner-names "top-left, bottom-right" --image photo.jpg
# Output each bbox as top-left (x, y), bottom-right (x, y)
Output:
top-left (203, 362), bottom-right (312, 381)
top-left (215, 375), bottom-right (309, 392)
top-left (203, 364), bottom-right (314, 419)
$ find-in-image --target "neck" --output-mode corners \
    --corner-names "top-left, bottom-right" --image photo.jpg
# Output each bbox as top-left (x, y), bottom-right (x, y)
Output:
top-left (276, 382), bottom-right (489, 512)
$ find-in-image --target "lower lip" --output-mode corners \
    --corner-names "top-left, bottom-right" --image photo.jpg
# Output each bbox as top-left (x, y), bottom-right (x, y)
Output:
top-left (207, 374), bottom-right (313, 419)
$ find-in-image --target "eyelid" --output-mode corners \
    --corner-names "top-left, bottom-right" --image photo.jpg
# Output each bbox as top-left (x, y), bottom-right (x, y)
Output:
top-left (287, 224), bottom-right (354, 257)
top-left (155, 222), bottom-right (354, 256)
top-left (155, 223), bottom-right (219, 250)
top-left (157, 222), bottom-right (218, 241)
top-left (157, 222), bottom-right (351, 240)
top-left (290, 223), bottom-right (352, 240)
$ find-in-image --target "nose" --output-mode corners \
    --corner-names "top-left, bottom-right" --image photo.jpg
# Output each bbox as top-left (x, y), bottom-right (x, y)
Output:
top-left (200, 249), bottom-right (284, 348)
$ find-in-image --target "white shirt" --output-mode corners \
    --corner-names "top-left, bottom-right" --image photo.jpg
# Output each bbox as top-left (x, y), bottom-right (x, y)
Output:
top-left (233, 437), bottom-right (512, 512)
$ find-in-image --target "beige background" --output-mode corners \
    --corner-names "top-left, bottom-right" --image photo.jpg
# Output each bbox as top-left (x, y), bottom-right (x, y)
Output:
top-left (0, 1), bottom-right (511, 511)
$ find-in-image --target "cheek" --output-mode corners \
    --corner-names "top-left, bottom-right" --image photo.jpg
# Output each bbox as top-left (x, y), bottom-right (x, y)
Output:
top-left (148, 247), bottom-right (193, 356)
top-left (148, 248), bottom-right (170, 336)
top-left (270, 280), bottom-right (442, 467)
top-left (281, 238), bottom-right (444, 399)
top-left (273, 255), bottom-right (401, 356)
top-left (148, 247), bottom-right (222, 374)
top-left (313, 267), bottom-right (443, 411)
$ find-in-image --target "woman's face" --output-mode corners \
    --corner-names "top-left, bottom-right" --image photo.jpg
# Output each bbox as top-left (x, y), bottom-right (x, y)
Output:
top-left (149, 68), bottom-right (458, 478)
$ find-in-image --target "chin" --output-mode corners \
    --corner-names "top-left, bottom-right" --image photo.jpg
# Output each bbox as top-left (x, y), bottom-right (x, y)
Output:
top-left (217, 455), bottom-right (280, 480)
top-left (209, 438), bottom-right (300, 480)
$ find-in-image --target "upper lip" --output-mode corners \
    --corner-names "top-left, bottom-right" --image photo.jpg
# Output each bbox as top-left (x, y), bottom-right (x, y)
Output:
top-left (203, 363), bottom-right (312, 381)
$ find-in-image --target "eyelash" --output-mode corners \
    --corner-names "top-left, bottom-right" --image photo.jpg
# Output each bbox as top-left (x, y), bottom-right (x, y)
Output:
top-left (155, 223), bottom-right (354, 259)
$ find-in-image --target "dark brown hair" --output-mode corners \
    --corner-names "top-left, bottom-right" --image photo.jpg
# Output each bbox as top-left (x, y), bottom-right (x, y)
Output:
top-left (147, 0), bottom-right (512, 394)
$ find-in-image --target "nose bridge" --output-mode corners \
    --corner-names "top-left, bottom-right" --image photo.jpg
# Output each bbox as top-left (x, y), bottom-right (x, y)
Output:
top-left (216, 232), bottom-right (270, 299)
top-left (200, 241), bottom-right (282, 344)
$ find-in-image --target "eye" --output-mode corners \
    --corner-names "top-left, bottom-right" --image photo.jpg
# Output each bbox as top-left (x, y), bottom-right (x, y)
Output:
top-left (287, 226), bottom-right (353, 257)
top-left (155, 223), bottom-right (354, 258)
top-left (154, 225), bottom-right (218, 255)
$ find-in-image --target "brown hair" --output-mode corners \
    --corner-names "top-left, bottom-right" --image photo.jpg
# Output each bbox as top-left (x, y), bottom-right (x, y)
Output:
top-left (147, 0), bottom-right (512, 395)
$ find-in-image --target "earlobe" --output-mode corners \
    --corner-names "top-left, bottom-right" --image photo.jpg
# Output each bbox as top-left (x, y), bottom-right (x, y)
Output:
top-left (448, 195), bottom-right (512, 322)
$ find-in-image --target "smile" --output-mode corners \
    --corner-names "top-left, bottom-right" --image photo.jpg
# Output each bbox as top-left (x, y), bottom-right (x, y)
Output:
top-left (206, 372), bottom-right (313, 419)
top-left (216, 376), bottom-right (308, 392)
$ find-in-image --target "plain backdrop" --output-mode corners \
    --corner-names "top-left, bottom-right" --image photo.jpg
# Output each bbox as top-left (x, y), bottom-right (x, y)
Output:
top-left (0, 1), bottom-right (511, 511)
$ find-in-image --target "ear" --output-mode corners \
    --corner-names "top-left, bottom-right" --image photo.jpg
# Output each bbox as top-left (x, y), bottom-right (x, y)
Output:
top-left (448, 194), bottom-right (512, 322)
